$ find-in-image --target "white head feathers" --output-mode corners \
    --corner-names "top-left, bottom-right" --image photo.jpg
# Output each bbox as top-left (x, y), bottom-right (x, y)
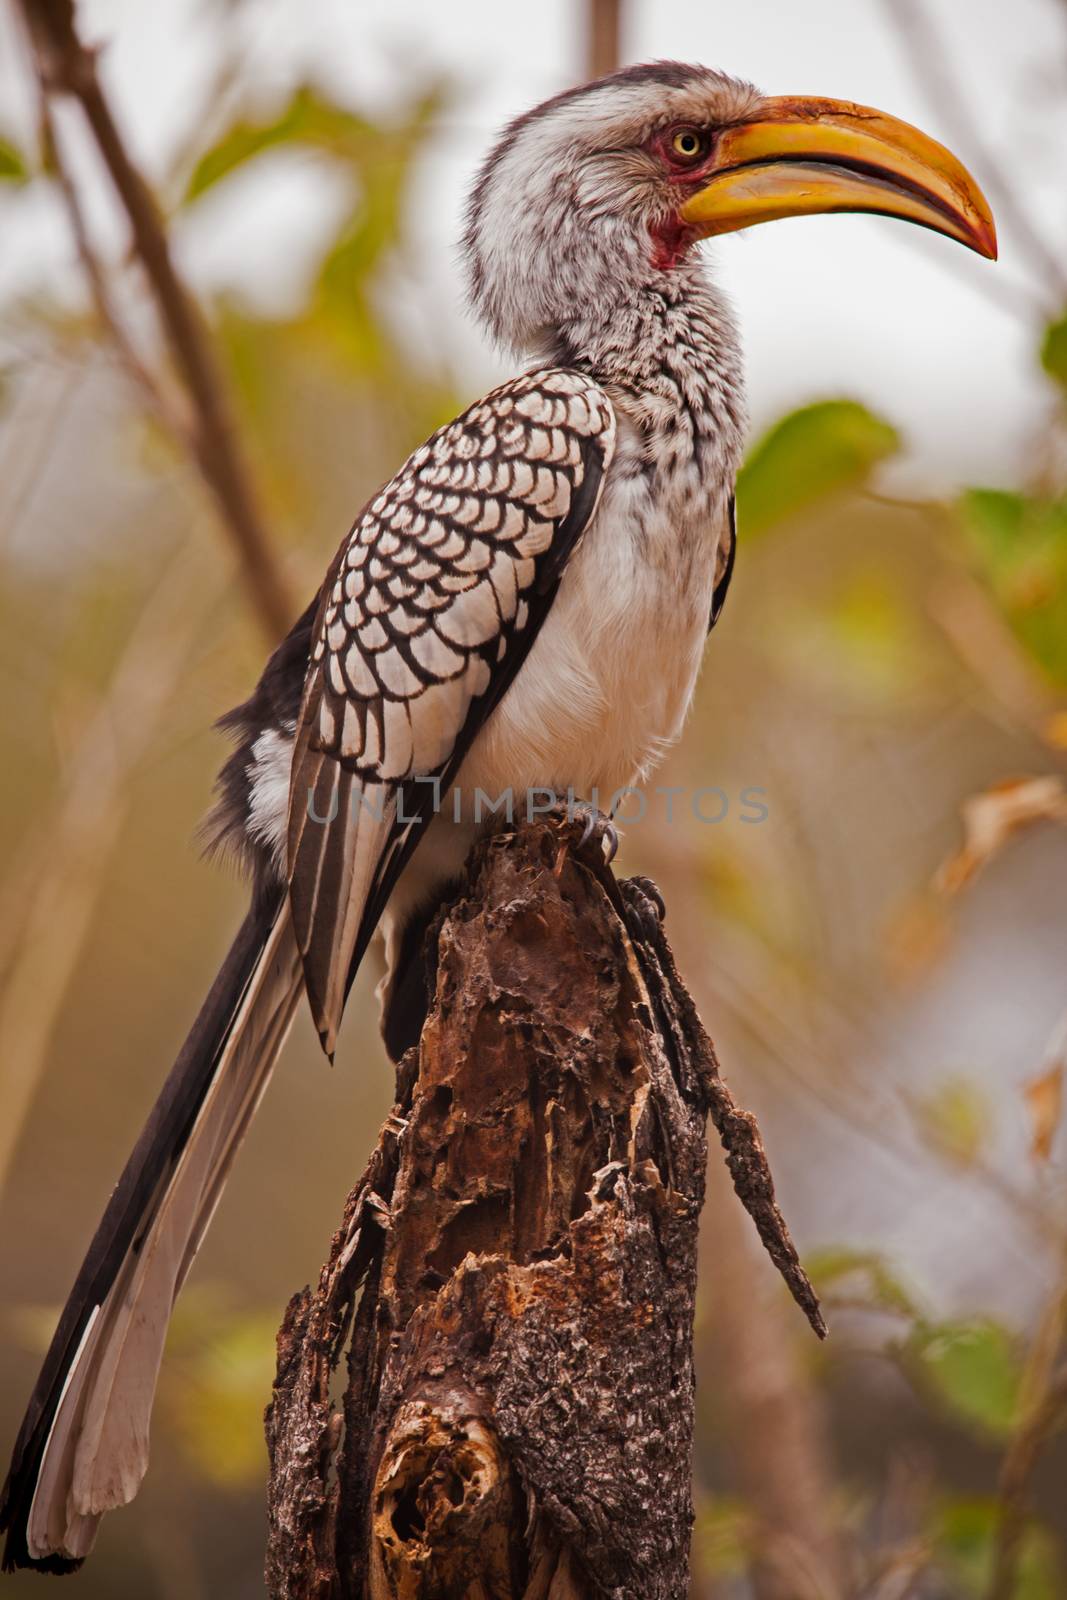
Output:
top-left (463, 62), bottom-right (760, 358)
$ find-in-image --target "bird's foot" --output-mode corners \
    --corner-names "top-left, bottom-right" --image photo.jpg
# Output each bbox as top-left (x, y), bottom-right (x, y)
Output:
top-left (621, 874), bottom-right (666, 943)
top-left (566, 800), bottom-right (619, 866)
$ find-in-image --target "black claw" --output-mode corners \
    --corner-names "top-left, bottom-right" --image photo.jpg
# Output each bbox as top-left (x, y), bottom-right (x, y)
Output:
top-left (569, 801), bottom-right (618, 865)
top-left (621, 875), bottom-right (665, 943)
top-left (628, 874), bottom-right (665, 922)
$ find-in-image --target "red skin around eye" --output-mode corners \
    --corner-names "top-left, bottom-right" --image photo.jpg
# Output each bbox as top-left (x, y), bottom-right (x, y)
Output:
top-left (647, 127), bottom-right (718, 270)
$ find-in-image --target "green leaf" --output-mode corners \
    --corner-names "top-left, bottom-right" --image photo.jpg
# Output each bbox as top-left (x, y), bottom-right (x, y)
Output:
top-left (309, 150), bottom-right (412, 366)
top-left (824, 573), bottom-right (918, 698)
top-left (183, 82), bottom-right (441, 204)
top-left (933, 1497), bottom-right (1061, 1599)
top-left (0, 136), bottom-right (29, 185)
top-left (958, 489), bottom-right (1067, 688)
top-left (804, 1246), bottom-right (920, 1320)
top-left (768, 568), bottom-right (926, 710)
top-left (913, 1076), bottom-right (990, 1166)
top-left (183, 84), bottom-right (378, 202)
top-left (691, 1495), bottom-right (751, 1581)
top-left (184, 84), bottom-right (442, 376)
top-left (1040, 310), bottom-right (1067, 391)
top-left (160, 1285), bottom-right (280, 1487)
top-left (962, 487), bottom-right (1027, 559)
top-left (907, 1318), bottom-right (1020, 1438)
top-left (736, 399), bottom-right (901, 538)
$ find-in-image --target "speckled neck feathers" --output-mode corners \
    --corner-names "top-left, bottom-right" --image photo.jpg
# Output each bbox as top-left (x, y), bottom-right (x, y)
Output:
top-left (463, 63), bottom-right (755, 496)
top-left (539, 262), bottom-right (747, 497)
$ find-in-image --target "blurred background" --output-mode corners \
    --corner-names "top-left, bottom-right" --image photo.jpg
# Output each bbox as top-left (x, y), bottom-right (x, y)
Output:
top-left (2, 1), bottom-right (1067, 1595)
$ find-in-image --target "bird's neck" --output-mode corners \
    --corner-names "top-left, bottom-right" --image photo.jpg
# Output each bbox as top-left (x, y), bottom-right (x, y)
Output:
top-left (530, 259), bottom-right (748, 493)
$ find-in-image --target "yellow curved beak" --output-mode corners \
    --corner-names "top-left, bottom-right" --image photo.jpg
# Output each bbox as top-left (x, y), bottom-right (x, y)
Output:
top-left (679, 96), bottom-right (997, 259)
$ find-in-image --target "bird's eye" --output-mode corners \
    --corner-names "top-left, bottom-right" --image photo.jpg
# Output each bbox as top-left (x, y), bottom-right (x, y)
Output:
top-left (670, 128), bottom-right (707, 163)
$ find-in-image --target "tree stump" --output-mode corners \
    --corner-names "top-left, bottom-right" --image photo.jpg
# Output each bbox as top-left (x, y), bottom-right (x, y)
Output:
top-left (264, 816), bottom-right (823, 1600)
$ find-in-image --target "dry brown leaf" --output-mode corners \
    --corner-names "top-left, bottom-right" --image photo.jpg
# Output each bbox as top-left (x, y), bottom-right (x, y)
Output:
top-left (935, 776), bottom-right (1067, 895)
top-left (1023, 1063), bottom-right (1064, 1164)
top-left (1044, 710), bottom-right (1067, 750)
top-left (884, 894), bottom-right (951, 984)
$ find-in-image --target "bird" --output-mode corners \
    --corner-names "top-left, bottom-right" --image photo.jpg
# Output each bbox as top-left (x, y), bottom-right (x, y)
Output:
top-left (1, 60), bottom-right (995, 1573)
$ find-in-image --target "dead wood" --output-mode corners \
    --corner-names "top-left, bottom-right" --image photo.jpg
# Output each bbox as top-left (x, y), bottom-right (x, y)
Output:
top-left (265, 815), bottom-right (823, 1600)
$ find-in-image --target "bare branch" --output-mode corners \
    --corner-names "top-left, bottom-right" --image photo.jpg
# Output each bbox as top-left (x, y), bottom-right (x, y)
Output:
top-left (17, 0), bottom-right (292, 642)
top-left (34, 85), bottom-right (190, 442)
top-left (986, 1288), bottom-right (1067, 1599)
top-left (927, 569), bottom-right (1061, 744)
top-left (585, 0), bottom-right (622, 80)
top-left (639, 823), bottom-right (844, 1600)
top-left (0, 530), bottom-right (231, 1199)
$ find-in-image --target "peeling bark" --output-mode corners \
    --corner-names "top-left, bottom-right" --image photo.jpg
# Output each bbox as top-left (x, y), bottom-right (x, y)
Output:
top-left (265, 817), bottom-right (822, 1600)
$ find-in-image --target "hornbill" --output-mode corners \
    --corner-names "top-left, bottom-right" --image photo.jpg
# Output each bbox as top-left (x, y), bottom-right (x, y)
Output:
top-left (1, 62), bottom-right (995, 1572)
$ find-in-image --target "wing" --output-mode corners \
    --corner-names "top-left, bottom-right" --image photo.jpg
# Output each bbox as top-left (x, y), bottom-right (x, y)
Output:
top-left (287, 368), bottom-right (616, 1052)
top-left (708, 493), bottom-right (736, 633)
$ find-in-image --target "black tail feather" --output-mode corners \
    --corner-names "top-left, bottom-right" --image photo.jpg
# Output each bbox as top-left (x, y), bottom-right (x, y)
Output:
top-left (1, 885), bottom-right (284, 1573)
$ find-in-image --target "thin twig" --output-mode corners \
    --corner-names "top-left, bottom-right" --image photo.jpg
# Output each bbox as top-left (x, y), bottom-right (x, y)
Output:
top-left (880, 0), bottom-right (1067, 308)
top-left (982, 1012), bottom-right (1067, 1600)
top-left (986, 1306), bottom-right (1067, 1598)
top-left (927, 569), bottom-right (1062, 744)
top-left (17, 0), bottom-right (291, 641)
top-left (0, 529), bottom-right (232, 1199)
top-left (586, 0), bottom-right (622, 80)
top-left (34, 84), bottom-right (190, 442)
top-left (650, 796), bottom-right (1067, 1243)
top-left (0, 360), bottom-right (86, 550)
top-left (636, 824), bottom-right (846, 1599)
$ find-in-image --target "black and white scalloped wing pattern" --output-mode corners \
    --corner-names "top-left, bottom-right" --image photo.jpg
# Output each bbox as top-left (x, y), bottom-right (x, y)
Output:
top-left (287, 369), bottom-right (615, 1052)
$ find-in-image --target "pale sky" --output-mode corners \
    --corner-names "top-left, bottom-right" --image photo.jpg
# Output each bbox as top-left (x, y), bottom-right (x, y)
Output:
top-left (2, 0), bottom-right (1065, 492)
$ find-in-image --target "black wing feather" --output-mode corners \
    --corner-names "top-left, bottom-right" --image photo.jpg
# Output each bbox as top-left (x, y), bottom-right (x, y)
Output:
top-left (286, 368), bottom-right (616, 1051)
top-left (708, 493), bottom-right (737, 634)
top-left (0, 888), bottom-right (283, 1572)
top-left (346, 434), bottom-right (609, 990)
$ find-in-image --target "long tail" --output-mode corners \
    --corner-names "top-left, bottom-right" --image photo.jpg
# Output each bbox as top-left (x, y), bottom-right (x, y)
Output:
top-left (1, 888), bottom-right (303, 1573)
